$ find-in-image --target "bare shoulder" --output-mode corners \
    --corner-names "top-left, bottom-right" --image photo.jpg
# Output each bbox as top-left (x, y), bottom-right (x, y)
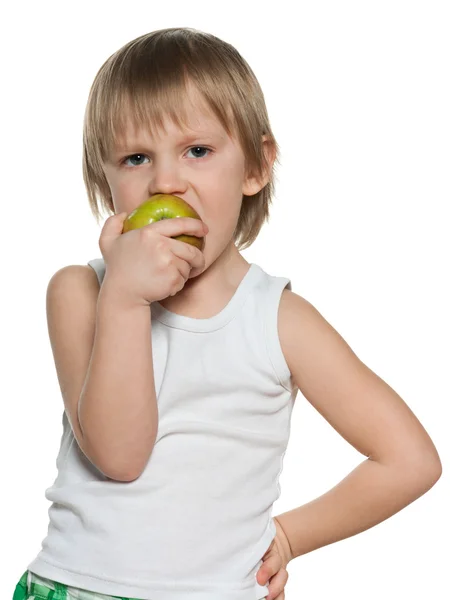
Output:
top-left (47, 264), bottom-right (100, 293)
top-left (278, 288), bottom-right (355, 388)
top-left (278, 288), bottom-right (442, 476)
top-left (46, 264), bottom-right (100, 346)
top-left (45, 265), bottom-right (101, 458)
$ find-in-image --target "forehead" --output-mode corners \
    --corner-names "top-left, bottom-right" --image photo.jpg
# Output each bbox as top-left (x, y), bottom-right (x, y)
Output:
top-left (115, 87), bottom-right (227, 147)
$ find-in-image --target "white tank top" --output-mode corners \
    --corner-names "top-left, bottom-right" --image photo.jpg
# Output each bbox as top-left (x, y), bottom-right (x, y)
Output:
top-left (27, 259), bottom-right (298, 600)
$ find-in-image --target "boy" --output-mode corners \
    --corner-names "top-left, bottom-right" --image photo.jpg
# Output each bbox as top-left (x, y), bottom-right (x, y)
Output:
top-left (14, 27), bottom-right (441, 600)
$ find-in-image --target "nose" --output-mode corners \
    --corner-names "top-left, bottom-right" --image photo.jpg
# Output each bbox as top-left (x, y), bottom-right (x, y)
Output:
top-left (148, 157), bottom-right (187, 197)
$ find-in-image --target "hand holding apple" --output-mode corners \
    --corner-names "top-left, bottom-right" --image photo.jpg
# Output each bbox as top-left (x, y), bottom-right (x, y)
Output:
top-left (98, 195), bottom-right (208, 308)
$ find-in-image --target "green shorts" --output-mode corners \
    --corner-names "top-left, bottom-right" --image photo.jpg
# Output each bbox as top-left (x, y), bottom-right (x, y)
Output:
top-left (13, 571), bottom-right (142, 600)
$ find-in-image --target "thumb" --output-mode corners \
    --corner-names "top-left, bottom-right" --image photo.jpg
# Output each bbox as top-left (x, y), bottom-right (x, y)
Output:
top-left (99, 211), bottom-right (128, 256)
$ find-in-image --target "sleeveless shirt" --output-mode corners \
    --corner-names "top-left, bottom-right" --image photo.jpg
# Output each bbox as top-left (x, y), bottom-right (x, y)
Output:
top-left (27, 258), bottom-right (298, 600)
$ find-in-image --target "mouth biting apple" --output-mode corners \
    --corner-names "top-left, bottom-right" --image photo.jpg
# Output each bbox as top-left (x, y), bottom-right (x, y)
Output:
top-left (122, 194), bottom-right (206, 251)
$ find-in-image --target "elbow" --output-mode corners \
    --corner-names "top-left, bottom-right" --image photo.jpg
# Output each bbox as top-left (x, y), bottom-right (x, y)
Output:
top-left (101, 458), bottom-right (149, 483)
top-left (377, 438), bottom-right (443, 488)
top-left (411, 447), bottom-right (443, 486)
top-left (393, 453), bottom-right (442, 490)
top-left (79, 424), bottom-right (156, 483)
top-left (105, 468), bottom-right (144, 483)
top-left (372, 449), bottom-right (442, 499)
top-left (85, 442), bottom-right (153, 483)
top-left (414, 460), bottom-right (442, 496)
top-left (105, 447), bottom-right (155, 482)
top-left (424, 458), bottom-right (442, 484)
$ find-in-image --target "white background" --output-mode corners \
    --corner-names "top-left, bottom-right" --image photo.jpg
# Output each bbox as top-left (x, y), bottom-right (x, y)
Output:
top-left (2, 1), bottom-right (448, 598)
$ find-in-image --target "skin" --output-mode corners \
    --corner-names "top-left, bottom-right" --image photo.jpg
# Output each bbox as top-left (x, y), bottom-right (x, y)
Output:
top-left (102, 85), bottom-right (284, 595)
top-left (102, 85), bottom-right (275, 318)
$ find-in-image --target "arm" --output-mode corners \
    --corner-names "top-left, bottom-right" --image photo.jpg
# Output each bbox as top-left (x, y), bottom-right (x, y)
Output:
top-left (78, 275), bottom-right (158, 482)
top-left (46, 265), bottom-right (158, 483)
top-left (275, 290), bottom-right (442, 561)
top-left (275, 455), bottom-right (439, 561)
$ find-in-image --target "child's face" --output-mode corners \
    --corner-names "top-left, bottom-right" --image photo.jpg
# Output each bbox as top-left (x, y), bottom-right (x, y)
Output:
top-left (102, 87), bottom-right (265, 271)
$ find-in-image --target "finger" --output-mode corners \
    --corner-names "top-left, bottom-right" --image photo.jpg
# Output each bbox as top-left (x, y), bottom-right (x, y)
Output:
top-left (265, 567), bottom-right (288, 600)
top-left (169, 250), bottom-right (200, 287)
top-left (151, 216), bottom-right (207, 238)
top-left (109, 211), bottom-right (129, 232)
top-left (169, 262), bottom-right (192, 295)
top-left (99, 212), bottom-right (128, 254)
top-left (188, 256), bottom-right (207, 279)
top-left (170, 237), bottom-right (206, 271)
top-left (256, 554), bottom-right (282, 587)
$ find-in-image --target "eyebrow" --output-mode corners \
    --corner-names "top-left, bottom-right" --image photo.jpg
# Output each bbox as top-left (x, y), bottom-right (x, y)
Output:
top-left (114, 132), bottom-right (224, 152)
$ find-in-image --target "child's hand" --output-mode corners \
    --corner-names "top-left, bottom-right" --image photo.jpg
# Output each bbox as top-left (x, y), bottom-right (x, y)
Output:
top-left (256, 517), bottom-right (293, 600)
top-left (99, 212), bottom-right (207, 308)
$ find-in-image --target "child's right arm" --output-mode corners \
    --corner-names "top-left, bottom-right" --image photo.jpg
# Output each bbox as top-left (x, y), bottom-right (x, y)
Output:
top-left (46, 265), bottom-right (158, 482)
top-left (46, 213), bottom-right (206, 482)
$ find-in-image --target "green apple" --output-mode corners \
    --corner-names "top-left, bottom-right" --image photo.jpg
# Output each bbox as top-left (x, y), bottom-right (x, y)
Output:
top-left (122, 194), bottom-right (205, 251)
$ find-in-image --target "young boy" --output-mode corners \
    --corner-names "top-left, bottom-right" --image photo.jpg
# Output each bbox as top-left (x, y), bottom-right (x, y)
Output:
top-left (13, 27), bottom-right (441, 600)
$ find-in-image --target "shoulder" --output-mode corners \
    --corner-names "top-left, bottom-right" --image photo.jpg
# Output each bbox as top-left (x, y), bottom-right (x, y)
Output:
top-left (46, 264), bottom-right (100, 304)
top-left (48, 264), bottom-right (99, 287)
top-left (277, 289), bottom-right (313, 386)
top-left (278, 287), bottom-right (330, 340)
top-left (46, 265), bottom-right (101, 354)
top-left (278, 288), bottom-right (356, 389)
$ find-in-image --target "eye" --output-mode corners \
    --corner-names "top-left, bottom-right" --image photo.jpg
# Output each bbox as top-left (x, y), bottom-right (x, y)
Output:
top-left (121, 146), bottom-right (212, 168)
top-left (122, 154), bottom-right (149, 167)
top-left (186, 146), bottom-right (212, 159)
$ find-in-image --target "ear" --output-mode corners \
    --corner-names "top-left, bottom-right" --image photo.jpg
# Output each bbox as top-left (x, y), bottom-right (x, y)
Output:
top-left (242, 135), bottom-right (276, 197)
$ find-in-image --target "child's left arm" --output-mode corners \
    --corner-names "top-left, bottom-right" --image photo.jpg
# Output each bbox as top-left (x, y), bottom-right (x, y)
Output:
top-left (256, 290), bottom-right (441, 597)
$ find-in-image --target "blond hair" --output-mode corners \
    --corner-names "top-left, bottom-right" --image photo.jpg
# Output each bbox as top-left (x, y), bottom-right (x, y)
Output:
top-left (82, 27), bottom-right (280, 251)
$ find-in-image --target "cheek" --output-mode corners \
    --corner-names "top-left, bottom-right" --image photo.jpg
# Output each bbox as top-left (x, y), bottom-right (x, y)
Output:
top-left (116, 179), bottom-right (138, 196)
top-left (206, 202), bottom-right (242, 246)
top-left (105, 169), bottom-right (141, 195)
top-left (217, 161), bottom-right (244, 188)
top-left (205, 200), bottom-right (241, 235)
top-left (109, 180), bottom-right (140, 213)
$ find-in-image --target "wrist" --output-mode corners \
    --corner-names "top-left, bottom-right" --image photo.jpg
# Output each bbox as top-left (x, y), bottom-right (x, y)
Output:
top-left (274, 515), bottom-right (294, 564)
top-left (98, 277), bottom-right (151, 312)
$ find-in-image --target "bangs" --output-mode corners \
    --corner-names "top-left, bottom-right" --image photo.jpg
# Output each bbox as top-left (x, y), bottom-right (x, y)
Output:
top-left (89, 51), bottom-right (238, 164)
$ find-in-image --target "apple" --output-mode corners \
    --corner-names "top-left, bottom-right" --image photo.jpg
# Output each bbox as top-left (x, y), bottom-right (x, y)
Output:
top-left (122, 194), bottom-right (205, 251)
